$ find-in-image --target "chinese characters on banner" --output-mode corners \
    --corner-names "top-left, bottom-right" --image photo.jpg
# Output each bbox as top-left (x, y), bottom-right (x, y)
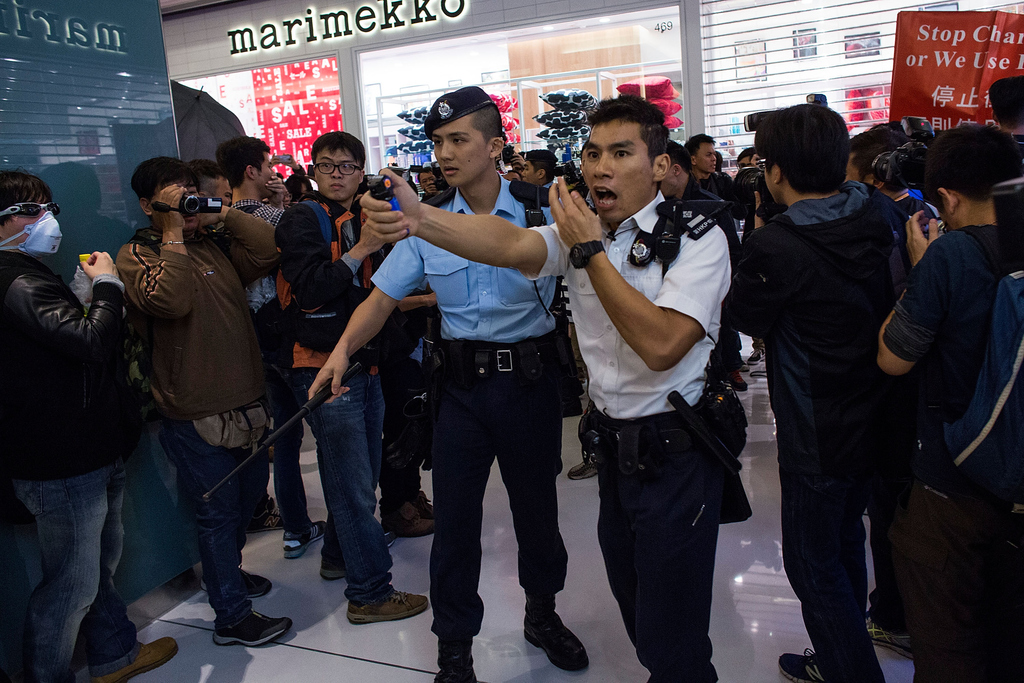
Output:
top-left (253, 58), bottom-right (343, 170)
top-left (182, 58), bottom-right (344, 172)
top-left (890, 11), bottom-right (1024, 131)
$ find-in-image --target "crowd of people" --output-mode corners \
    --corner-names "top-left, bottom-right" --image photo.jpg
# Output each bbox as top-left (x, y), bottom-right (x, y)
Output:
top-left (2, 75), bottom-right (1023, 683)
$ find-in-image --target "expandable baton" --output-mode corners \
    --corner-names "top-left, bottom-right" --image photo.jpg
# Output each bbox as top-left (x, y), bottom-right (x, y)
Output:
top-left (201, 362), bottom-right (363, 502)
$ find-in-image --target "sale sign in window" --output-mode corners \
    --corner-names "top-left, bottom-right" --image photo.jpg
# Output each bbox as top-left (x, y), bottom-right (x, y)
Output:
top-left (182, 58), bottom-right (343, 170)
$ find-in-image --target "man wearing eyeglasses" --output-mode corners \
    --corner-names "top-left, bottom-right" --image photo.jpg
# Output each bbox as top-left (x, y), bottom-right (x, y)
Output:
top-left (273, 131), bottom-right (429, 623)
top-left (0, 171), bottom-right (178, 682)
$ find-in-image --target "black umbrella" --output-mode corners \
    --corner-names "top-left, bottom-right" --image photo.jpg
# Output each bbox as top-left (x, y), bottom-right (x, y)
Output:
top-left (171, 80), bottom-right (246, 162)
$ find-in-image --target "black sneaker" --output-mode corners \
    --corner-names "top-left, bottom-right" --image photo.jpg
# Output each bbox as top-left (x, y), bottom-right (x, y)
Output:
top-left (283, 520), bottom-right (327, 559)
top-left (779, 649), bottom-right (826, 682)
top-left (747, 348), bottom-right (764, 364)
top-left (247, 494), bottom-right (284, 533)
top-left (241, 570), bottom-right (271, 598)
top-left (213, 611), bottom-right (292, 646)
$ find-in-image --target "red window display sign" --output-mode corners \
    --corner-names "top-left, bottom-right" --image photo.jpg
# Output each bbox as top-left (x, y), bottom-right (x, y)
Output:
top-left (253, 58), bottom-right (344, 169)
top-left (890, 11), bottom-right (1024, 131)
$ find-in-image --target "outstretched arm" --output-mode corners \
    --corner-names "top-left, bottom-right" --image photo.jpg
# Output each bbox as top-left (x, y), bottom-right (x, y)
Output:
top-left (362, 169), bottom-right (550, 276)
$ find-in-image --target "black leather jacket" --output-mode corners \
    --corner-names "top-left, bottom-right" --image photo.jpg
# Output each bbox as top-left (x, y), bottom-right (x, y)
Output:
top-left (0, 252), bottom-right (129, 480)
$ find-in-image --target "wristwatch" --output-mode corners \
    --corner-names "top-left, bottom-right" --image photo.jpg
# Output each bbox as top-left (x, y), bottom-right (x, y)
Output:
top-left (569, 241), bottom-right (604, 269)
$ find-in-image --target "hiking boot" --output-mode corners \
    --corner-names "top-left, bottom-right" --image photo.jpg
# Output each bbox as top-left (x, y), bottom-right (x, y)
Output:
top-left (213, 611), bottom-right (292, 646)
top-left (747, 348), bottom-right (764, 364)
top-left (867, 617), bottom-right (913, 659)
top-left (567, 458), bottom-right (598, 480)
top-left (523, 593), bottom-right (588, 671)
top-left (435, 639), bottom-right (476, 683)
top-left (320, 558), bottom-right (346, 581)
top-left (347, 590), bottom-right (429, 624)
top-left (91, 637), bottom-right (178, 683)
top-left (727, 369), bottom-right (748, 392)
top-left (283, 520), bottom-right (327, 559)
top-left (240, 570), bottom-right (271, 598)
top-left (413, 490), bottom-right (434, 520)
top-left (381, 501), bottom-right (434, 537)
top-left (247, 494), bottom-right (283, 533)
top-left (779, 649), bottom-right (826, 682)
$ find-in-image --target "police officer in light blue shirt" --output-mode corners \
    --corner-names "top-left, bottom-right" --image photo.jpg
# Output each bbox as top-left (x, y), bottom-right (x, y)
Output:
top-left (310, 87), bottom-right (587, 683)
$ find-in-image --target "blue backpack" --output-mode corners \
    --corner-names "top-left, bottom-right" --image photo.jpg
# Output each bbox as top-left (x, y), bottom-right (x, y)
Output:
top-left (941, 226), bottom-right (1024, 509)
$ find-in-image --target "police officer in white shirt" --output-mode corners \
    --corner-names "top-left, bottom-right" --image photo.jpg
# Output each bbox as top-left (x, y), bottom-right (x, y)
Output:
top-left (334, 96), bottom-right (732, 682)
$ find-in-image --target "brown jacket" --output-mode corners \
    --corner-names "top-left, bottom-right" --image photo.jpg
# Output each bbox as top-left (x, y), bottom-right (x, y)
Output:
top-left (116, 209), bottom-right (279, 421)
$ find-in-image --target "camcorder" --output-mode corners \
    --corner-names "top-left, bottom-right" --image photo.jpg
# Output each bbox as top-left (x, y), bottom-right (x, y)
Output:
top-left (410, 161), bottom-right (450, 193)
top-left (152, 195), bottom-right (223, 215)
top-left (734, 94), bottom-right (830, 208)
top-left (554, 160), bottom-right (588, 200)
top-left (871, 117), bottom-right (935, 191)
top-left (991, 176), bottom-right (1024, 273)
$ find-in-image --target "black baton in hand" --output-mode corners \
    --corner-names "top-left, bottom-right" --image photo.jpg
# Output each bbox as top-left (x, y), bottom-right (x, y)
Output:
top-left (202, 362), bottom-right (363, 502)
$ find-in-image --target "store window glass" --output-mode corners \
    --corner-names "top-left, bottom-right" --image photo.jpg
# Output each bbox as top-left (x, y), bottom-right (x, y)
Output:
top-left (701, 0), bottom-right (1023, 169)
top-left (182, 57), bottom-right (343, 172)
top-left (358, 7), bottom-right (683, 171)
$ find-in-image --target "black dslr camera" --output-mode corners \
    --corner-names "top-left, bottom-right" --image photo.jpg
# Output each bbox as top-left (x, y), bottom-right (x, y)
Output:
top-left (554, 160), bottom-right (588, 201)
top-left (152, 195), bottom-right (223, 214)
top-left (872, 117), bottom-right (935, 191)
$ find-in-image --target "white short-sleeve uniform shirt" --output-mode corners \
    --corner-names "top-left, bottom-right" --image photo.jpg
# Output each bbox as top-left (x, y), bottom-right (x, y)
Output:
top-left (531, 193), bottom-right (732, 419)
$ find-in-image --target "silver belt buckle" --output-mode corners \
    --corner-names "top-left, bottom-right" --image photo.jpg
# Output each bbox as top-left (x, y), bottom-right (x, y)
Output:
top-left (496, 349), bottom-right (513, 372)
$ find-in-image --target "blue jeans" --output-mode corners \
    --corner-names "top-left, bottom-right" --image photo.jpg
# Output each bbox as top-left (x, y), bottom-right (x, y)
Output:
top-left (283, 368), bottom-right (393, 604)
top-left (264, 362), bottom-right (313, 535)
top-left (779, 467), bottom-right (884, 683)
top-left (160, 419), bottom-right (269, 629)
top-left (13, 461), bottom-right (140, 683)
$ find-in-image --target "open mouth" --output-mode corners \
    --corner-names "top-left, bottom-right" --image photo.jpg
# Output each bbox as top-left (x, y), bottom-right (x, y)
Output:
top-left (592, 188), bottom-right (617, 210)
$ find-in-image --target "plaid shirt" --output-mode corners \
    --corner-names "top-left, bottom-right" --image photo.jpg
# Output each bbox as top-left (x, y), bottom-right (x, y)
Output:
top-left (231, 199), bottom-right (284, 227)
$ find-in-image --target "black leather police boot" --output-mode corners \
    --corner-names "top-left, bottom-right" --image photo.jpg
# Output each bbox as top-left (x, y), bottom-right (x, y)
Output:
top-left (435, 639), bottom-right (476, 683)
top-left (523, 593), bottom-right (589, 671)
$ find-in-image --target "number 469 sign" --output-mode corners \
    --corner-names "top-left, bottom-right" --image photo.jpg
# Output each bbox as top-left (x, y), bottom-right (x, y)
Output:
top-left (655, 20), bottom-right (673, 33)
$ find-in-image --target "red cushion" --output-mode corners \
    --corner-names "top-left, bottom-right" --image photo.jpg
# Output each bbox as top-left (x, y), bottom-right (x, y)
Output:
top-left (663, 116), bottom-right (683, 130)
top-left (617, 76), bottom-right (678, 100)
top-left (649, 98), bottom-right (682, 116)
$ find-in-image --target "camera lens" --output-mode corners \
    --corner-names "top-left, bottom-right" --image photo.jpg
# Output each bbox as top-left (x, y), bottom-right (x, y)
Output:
top-left (180, 195), bottom-right (200, 214)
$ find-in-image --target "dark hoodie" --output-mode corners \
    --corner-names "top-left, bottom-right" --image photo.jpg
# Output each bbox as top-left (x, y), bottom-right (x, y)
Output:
top-left (729, 182), bottom-right (901, 475)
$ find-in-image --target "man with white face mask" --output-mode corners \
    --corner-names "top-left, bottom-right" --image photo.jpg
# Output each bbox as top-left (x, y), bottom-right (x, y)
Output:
top-left (0, 170), bottom-right (178, 683)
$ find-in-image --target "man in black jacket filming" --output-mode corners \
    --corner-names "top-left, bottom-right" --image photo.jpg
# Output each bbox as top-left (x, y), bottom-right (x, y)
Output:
top-left (729, 105), bottom-right (903, 683)
top-left (0, 171), bottom-right (177, 683)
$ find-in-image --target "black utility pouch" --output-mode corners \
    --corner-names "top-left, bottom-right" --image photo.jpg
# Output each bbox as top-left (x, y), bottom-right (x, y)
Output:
top-left (473, 350), bottom-right (492, 380)
top-left (514, 341), bottom-right (543, 383)
top-left (447, 342), bottom-right (472, 390)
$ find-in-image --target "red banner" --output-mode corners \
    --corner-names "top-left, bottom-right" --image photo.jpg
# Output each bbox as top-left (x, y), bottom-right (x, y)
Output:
top-left (891, 11), bottom-right (1024, 131)
top-left (252, 58), bottom-right (344, 170)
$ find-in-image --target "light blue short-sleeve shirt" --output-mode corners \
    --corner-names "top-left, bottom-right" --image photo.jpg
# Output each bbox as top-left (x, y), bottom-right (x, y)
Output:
top-left (372, 178), bottom-right (557, 342)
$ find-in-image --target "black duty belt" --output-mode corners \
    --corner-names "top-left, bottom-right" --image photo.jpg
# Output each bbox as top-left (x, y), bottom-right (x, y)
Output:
top-left (585, 408), bottom-right (693, 479)
top-left (440, 331), bottom-right (561, 387)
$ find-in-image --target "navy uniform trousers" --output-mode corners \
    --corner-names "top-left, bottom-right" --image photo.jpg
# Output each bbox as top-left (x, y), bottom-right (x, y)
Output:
top-left (597, 442), bottom-right (723, 683)
top-left (429, 358), bottom-right (568, 641)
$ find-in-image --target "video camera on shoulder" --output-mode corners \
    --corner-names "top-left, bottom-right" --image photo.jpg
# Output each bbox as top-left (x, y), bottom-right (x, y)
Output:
top-left (871, 117), bottom-right (934, 191)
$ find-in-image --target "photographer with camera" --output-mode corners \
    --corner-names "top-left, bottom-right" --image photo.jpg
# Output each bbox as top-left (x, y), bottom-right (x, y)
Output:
top-left (116, 157), bottom-right (291, 647)
top-left (729, 104), bottom-right (907, 683)
top-left (1, 170), bottom-right (179, 683)
top-left (877, 124), bottom-right (1024, 682)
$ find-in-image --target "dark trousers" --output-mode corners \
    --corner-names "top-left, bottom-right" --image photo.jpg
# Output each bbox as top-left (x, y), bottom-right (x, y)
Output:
top-left (379, 356), bottom-right (425, 516)
top-left (779, 467), bottom-right (884, 683)
top-left (429, 365), bottom-right (567, 641)
top-left (263, 361), bottom-right (312, 535)
top-left (866, 474), bottom-right (908, 631)
top-left (597, 449), bottom-right (723, 683)
top-left (890, 480), bottom-right (1024, 682)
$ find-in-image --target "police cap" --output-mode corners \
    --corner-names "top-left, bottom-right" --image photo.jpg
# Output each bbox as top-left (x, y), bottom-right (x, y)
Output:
top-left (424, 86), bottom-right (500, 139)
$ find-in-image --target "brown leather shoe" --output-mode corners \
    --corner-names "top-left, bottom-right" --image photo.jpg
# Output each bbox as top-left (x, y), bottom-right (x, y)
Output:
top-left (381, 501), bottom-right (434, 537)
top-left (413, 490), bottom-right (434, 520)
top-left (347, 590), bottom-right (429, 624)
top-left (91, 637), bottom-right (178, 683)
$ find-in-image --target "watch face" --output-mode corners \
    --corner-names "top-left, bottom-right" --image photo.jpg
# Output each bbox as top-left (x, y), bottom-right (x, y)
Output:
top-left (570, 243), bottom-right (586, 267)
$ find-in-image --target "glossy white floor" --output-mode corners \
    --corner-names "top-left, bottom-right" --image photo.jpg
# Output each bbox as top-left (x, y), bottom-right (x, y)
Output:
top-left (126, 356), bottom-right (917, 683)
